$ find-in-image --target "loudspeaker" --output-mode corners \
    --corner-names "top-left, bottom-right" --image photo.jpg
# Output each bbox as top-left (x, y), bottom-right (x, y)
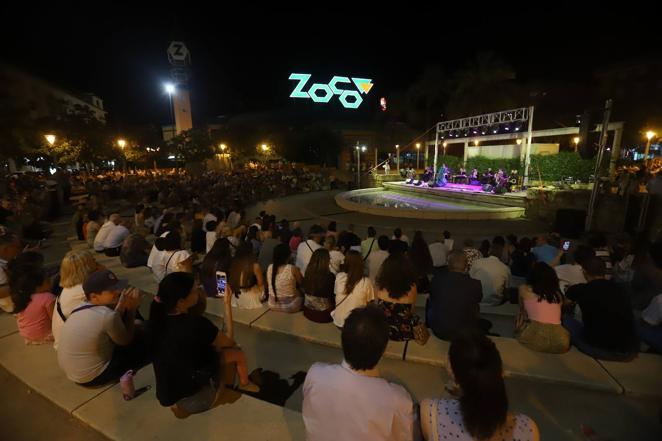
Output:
top-left (414, 180), bottom-right (422, 186)
top-left (406, 178), bottom-right (413, 184)
top-left (555, 209), bottom-right (586, 239)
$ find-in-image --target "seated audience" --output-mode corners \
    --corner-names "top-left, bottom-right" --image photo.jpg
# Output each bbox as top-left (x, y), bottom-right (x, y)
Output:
top-left (531, 235), bottom-right (558, 265)
top-left (289, 227), bottom-right (303, 254)
top-left (469, 244), bottom-right (511, 305)
top-left (515, 263), bottom-right (570, 354)
top-left (554, 245), bottom-right (594, 294)
top-left (267, 244), bottom-right (304, 313)
top-left (303, 305), bottom-right (415, 441)
top-left (389, 228), bottom-right (409, 255)
top-left (361, 226), bottom-right (378, 260)
top-left (428, 234), bottom-right (449, 269)
top-left (246, 225), bottom-right (262, 257)
top-left (190, 219), bottom-right (206, 254)
top-left (427, 251), bottom-right (484, 340)
top-left (367, 235), bottom-right (390, 283)
top-left (637, 293), bottom-right (662, 354)
top-left (409, 231), bottom-right (433, 293)
top-left (103, 216), bottom-right (130, 257)
top-left (205, 221), bottom-right (219, 254)
top-left (57, 270), bottom-right (147, 386)
top-left (0, 232), bottom-right (22, 313)
top-left (119, 233), bottom-right (150, 268)
top-left (150, 272), bottom-right (259, 418)
top-left (588, 232), bottom-right (613, 280)
top-left (85, 210), bottom-right (102, 249)
top-left (9, 252), bottom-right (55, 344)
top-left (295, 225), bottom-right (325, 274)
top-left (228, 243), bottom-right (264, 309)
top-left (258, 228), bottom-right (281, 275)
top-left (332, 250), bottom-right (375, 328)
top-left (92, 213), bottom-right (120, 254)
top-left (375, 253), bottom-right (421, 341)
top-left (151, 231), bottom-right (192, 283)
top-left (52, 250), bottom-right (100, 350)
top-left (323, 235), bottom-right (344, 274)
top-left (563, 257), bottom-right (638, 361)
top-left (462, 239), bottom-right (483, 273)
top-left (303, 249), bottom-right (336, 323)
top-left (510, 237), bottom-right (535, 279)
top-left (421, 331), bottom-right (539, 441)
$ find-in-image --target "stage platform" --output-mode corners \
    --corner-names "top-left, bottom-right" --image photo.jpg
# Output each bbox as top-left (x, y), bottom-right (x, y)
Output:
top-left (335, 182), bottom-right (527, 220)
top-left (383, 181), bottom-right (528, 208)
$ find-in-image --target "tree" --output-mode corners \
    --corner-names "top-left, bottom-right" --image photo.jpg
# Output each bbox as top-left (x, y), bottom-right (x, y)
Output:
top-left (168, 129), bottom-right (214, 162)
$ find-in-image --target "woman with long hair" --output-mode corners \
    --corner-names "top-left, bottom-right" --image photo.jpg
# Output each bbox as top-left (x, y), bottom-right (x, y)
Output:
top-left (200, 238), bottom-right (232, 298)
top-left (267, 243), bottom-right (303, 313)
top-left (149, 272), bottom-right (259, 419)
top-left (409, 231), bottom-right (433, 293)
top-left (375, 253), bottom-right (421, 341)
top-left (303, 248), bottom-right (335, 323)
top-left (421, 331), bottom-right (539, 440)
top-left (228, 243), bottom-right (264, 310)
top-left (515, 262), bottom-right (570, 353)
top-left (510, 237), bottom-right (535, 278)
top-left (323, 235), bottom-right (345, 274)
top-left (9, 252), bottom-right (55, 344)
top-left (331, 250), bottom-right (374, 328)
top-left (52, 249), bottom-right (101, 350)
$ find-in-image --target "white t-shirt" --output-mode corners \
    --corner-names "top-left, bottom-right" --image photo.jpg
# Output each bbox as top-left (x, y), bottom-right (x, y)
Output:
top-left (469, 256), bottom-right (511, 303)
top-left (147, 231), bottom-right (169, 269)
top-left (57, 304), bottom-right (132, 383)
top-left (642, 294), bottom-right (662, 326)
top-left (429, 242), bottom-right (449, 267)
top-left (329, 250), bottom-right (345, 274)
top-left (152, 250), bottom-right (192, 283)
top-left (296, 240), bottom-right (322, 274)
top-left (303, 361), bottom-right (414, 441)
top-left (93, 221), bottom-right (115, 251)
top-left (103, 225), bottom-right (130, 249)
top-left (202, 213), bottom-right (218, 232)
top-left (206, 231), bottom-right (217, 254)
top-left (367, 250), bottom-right (389, 283)
top-left (51, 284), bottom-right (86, 351)
top-left (555, 264), bottom-right (586, 294)
top-left (331, 274), bottom-right (375, 328)
top-left (391, 235), bottom-right (410, 244)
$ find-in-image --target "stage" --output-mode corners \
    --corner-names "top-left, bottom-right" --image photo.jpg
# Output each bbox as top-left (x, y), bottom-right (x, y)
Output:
top-left (335, 182), bottom-right (527, 220)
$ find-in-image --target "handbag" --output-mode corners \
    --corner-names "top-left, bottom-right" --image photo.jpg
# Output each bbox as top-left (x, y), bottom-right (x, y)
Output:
top-left (413, 321), bottom-right (430, 346)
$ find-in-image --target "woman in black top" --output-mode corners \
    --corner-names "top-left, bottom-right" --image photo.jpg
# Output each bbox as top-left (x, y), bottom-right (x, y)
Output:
top-left (190, 219), bottom-right (206, 254)
top-left (303, 249), bottom-right (336, 323)
top-left (149, 272), bottom-right (259, 418)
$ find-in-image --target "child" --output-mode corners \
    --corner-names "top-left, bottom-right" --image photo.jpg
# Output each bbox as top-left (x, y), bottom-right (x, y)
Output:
top-left (10, 256), bottom-right (56, 344)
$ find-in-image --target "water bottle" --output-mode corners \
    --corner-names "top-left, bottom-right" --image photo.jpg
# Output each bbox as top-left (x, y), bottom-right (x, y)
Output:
top-left (120, 370), bottom-right (135, 401)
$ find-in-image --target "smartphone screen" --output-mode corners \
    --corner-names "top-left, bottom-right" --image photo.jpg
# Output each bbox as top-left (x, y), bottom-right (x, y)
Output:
top-left (215, 271), bottom-right (227, 297)
top-left (563, 241), bottom-right (571, 251)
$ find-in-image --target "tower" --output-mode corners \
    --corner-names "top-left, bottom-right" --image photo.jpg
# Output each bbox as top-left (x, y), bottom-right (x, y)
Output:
top-left (167, 41), bottom-right (193, 135)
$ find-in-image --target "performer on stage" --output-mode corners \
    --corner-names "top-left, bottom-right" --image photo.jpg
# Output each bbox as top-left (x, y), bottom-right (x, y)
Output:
top-left (422, 167), bottom-right (433, 184)
top-left (470, 168), bottom-right (479, 184)
top-left (437, 163), bottom-right (449, 187)
top-left (507, 169), bottom-right (519, 191)
top-left (383, 157), bottom-right (390, 175)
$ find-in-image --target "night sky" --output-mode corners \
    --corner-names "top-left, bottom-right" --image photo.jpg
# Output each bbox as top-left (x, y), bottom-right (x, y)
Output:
top-left (2, 4), bottom-right (660, 127)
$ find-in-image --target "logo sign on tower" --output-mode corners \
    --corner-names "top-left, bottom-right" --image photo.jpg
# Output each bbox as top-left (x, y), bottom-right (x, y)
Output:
top-left (289, 74), bottom-right (373, 109)
top-left (167, 41), bottom-right (191, 66)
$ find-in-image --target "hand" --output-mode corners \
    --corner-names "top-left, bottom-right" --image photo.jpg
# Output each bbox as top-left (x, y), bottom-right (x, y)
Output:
top-left (117, 287), bottom-right (141, 312)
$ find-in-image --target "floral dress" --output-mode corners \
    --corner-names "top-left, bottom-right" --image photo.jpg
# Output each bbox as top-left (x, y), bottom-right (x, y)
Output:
top-left (375, 299), bottom-right (421, 341)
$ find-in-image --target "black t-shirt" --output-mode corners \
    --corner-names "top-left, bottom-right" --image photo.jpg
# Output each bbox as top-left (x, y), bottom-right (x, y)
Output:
top-left (429, 271), bottom-right (483, 340)
top-left (566, 279), bottom-right (637, 353)
top-left (190, 229), bottom-right (206, 254)
top-left (152, 314), bottom-right (219, 406)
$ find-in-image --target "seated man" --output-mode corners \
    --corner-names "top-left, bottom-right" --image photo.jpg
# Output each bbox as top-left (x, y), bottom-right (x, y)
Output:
top-left (469, 244), bottom-right (511, 305)
top-left (57, 270), bottom-right (148, 386)
top-left (93, 213), bottom-right (121, 254)
top-left (120, 233), bottom-right (151, 268)
top-left (563, 257), bottom-right (638, 361)
top-left (427, 251), bottom-right (484, 340)
top-left (103, 217), bottom-right (130, 257)
top-left (303, 305), bottom-right (415, 441)
top-left (637, 293), bottom-right (662, 354)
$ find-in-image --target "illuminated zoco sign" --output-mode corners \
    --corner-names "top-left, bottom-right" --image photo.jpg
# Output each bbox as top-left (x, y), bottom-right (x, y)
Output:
top-left (289, 73), bottom-right (374, 109)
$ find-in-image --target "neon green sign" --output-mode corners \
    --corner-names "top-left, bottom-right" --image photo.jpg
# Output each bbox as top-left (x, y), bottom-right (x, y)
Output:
top-left (289, 73), bottom-right (374, 109)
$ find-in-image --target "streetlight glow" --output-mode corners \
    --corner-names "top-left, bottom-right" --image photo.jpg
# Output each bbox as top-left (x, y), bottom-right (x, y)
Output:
top-left (442, 142), bottom-right (448, 148)
top-left (573, 137), bottom-right (580, 145)
top-left (361, 146), bottom-right (367, 152)
top-left (117, 139), bottom-right (126, 149)
top-left (474, 140), bottom-right (479, 146)
top-left (261, 144), bottom-right (269, 152)
top-left (220, 144), bottom-right (227, 151)
top-left (164, 83), bottom-right (176, 95)
top-left (517, 139), bottom-right (523, 145)
top-left (45, 134), bottom-right (55, 146)
top-left (416, 143), bottom-right (421, 149)
top-left (646, 131), bottom-right (656, 141)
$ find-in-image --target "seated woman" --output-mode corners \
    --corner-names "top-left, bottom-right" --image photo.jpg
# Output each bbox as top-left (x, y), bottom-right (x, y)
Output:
top-left (421, 331), bottom-right (539, 441)
top-left (303, 249), bottom-right (336, 323)
top-left (149, 272), bottom-right (259, 419)
top-left (267, 244), bottom-right (303, 313)
top-left (331, 250), bottom-right (375, 328)
top-left (151, 231), bottom-right (193, 283)
top-left (200, 238), bottom-right (232, 298)
top-left (228, 243), bottom-right (264, 309)
top-left (9, 252), bottom-right (56, 344)
top-left (409, 231), bottom-right (433, 294)
top-left (374, 253), bottom-right (421, 341)
top-left (52, 249), bottom-right (100, 350)
top-left (515, 263), bottom-right (570, 354)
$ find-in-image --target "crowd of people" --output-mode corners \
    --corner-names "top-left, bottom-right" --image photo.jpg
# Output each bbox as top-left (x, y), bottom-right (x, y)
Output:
top-left (1, 167), bottom-right (661, 440)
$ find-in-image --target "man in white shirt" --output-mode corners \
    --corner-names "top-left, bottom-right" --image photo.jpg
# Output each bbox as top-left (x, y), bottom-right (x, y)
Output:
top-left (202, 209), bottom-right (218, 232)
top-left (303, 306), bottom-right (415, 441)
top-left (296, 225), bottom-right (325, 274)
top-left (93, 213), bottom-right (121, 253)
top-left (361, 226), bottom-right (378, 260)
top-left (428, 236), bottom-right (450, 268)
top-left (554, 245), bottom-right (594, 294)
top-left (391, 227), bottom-right (409, 245)
top-left (367, 236), bottom-right (390, 282)
top-left (469, 245), bottom-right (511, 305)
top-left (103, 220), bottom-right (130, 257)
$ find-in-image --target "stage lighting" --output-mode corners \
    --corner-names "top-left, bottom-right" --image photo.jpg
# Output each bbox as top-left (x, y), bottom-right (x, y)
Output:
top-left (490, 124), bottom-right (499, 134)
top-left (480, 126), bottom-right (488, 135)
top-left (514, 122), bottom-right (523, 132)
top-left (503, 124), bottom-right (511, 131)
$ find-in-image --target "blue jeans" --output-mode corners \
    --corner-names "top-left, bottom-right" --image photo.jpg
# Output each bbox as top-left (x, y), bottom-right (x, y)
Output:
top-left (637, 321), bottom-right (662, 354)
top-left (561, 315), bottom-right (637, 361)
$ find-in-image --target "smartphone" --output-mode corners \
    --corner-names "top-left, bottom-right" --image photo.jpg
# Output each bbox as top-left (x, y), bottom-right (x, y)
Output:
top-left (562, 240), bottom-right (571, 251)
top-left (215, 271), bottom-right (227, 297)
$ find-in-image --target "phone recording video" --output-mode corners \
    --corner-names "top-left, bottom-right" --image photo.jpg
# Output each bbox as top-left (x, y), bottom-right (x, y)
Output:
top-left (562, 240), bottom-right (571, 251)
top-left (215, 271), bottom-right (227, 297)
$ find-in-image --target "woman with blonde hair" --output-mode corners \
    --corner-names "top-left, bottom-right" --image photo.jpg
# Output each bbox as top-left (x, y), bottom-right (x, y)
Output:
top-left (51, 249), bottom-right (100, 350)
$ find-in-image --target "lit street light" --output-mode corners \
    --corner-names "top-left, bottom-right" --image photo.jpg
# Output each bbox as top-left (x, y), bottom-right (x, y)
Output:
top-left (573, 136), bottom-right (580, 152)
top-left (45, 134), bottom-right (56, 146)
top-left (395, 144), bottom-right (400, 175)
top-left (416, 143), bottom-right (421, 169)
top-left (261, 144), bottom-right (269, 152)
top-left (164, 83), bottom-right (176, 134)
top-left (516, 139), bottom-right (523, 145)
top-left (117, 139), bottom-right (127, 173)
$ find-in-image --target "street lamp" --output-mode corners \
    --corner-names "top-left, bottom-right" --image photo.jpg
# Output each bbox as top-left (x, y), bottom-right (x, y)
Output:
top-left (442, 141), bottom-right (448, 156)
top-left (644, 130), bottom-right (656, 165)
top-left (416, 143), bottom-right (421, 169)
top-left (164, 83), bottom-right (176, 136)
top-left (44, 134), bottom-right (56, 146)
top-left (117, 139), bottom-right (127, 173)
top-left (395, 144), bottom-right (400, 175)
top-left (474, 140), bottom-right (480, 146)
top-left (573, 137), bottom-right (580, 152)
top-left (517, 139), bottom-right (523, 146)
top-left (261, 144), bottom-right (269, 152)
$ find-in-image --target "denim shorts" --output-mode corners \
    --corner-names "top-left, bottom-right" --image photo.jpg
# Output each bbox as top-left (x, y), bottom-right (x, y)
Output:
top-left (175, 380), bottom-right (218, 415)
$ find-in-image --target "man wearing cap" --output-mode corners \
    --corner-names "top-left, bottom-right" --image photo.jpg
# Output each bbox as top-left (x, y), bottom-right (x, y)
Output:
top-left (296, 225), bottom-right (325, 274)
top-left (57, 269), bottom-right (148, 386)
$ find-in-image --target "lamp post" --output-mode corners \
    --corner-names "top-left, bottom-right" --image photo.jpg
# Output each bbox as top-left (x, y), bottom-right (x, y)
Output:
top-left (644, 130), bottom-right (656, 166)
top-left (164, 83), bottom-right (176, 137)
top-left (573, 136), bottom-right (580, 153)
top-left (117, 139), bottom-right (127, 173)
top-left (416, 143), bottom-right (421, 170)
top-left (396, 144), bottom-right (400, 176)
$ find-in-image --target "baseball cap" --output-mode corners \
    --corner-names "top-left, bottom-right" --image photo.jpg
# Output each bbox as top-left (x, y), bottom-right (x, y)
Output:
top-left (83, 269), bottom-right (128, 295)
